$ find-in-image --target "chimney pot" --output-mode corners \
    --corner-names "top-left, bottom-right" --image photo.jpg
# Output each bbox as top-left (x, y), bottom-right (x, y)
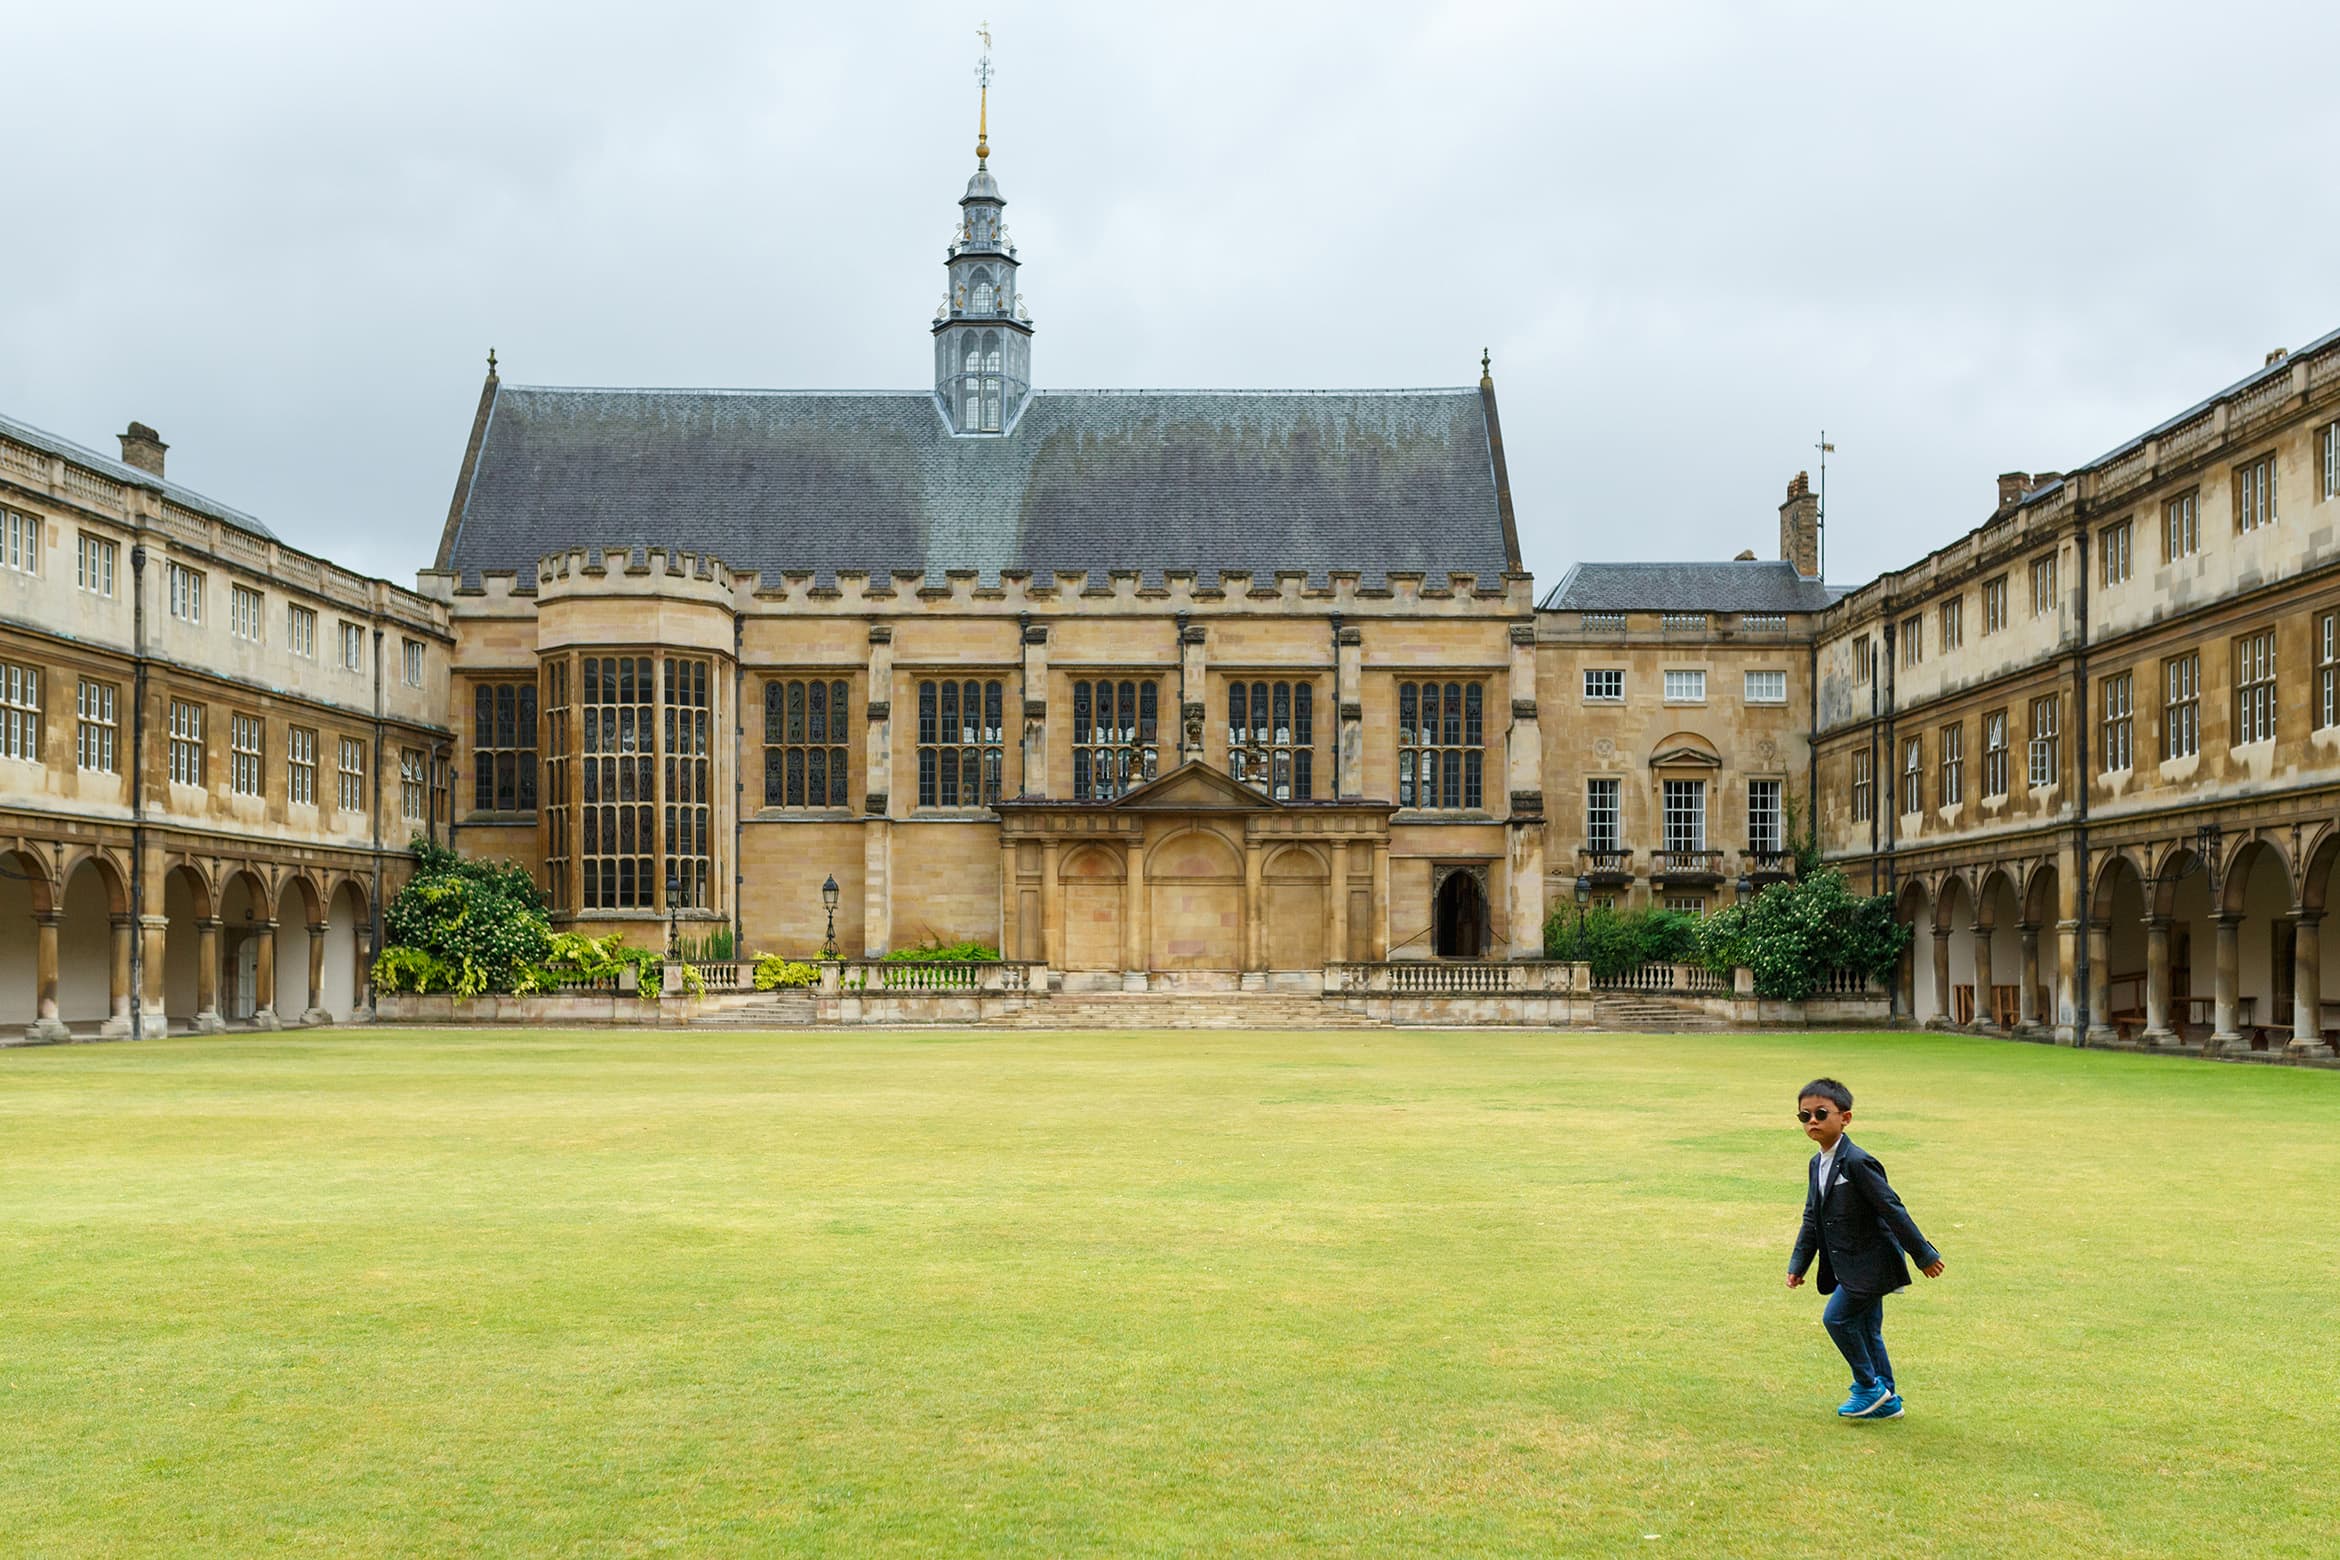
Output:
top-left (1777, 471), bottom-right (1821, 579)
top-left (1995, 471), bottom-right (2033, 516)
top-left (118, 422), bottom-right (168, 478)
top-left (2266, 347), bottom-right (2288, 366)
top-left (1734, 548), bottom-right (1757, 561)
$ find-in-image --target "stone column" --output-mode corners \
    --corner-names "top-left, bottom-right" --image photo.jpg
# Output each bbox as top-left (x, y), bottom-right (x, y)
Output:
top-left (2084, 922), bottom-right (2116, 1044)
top-left (1179, 621), bottom-right (1208, 767)
top-left (2290, 912), bottom-right (2329, 1057)
top-left (997, 840), bottom-right (1019, 960)
top-left (1123, 839), bottom-right (1148, 990)
top-left (1371, 839), bottom-right (1390, 960)
top-left (1328, 839), bottom-right (1350, 969)
top-left (252, 920), bottom-right (281, 1030)
top-left (2209, 912), bottom-right (2242, 1050)
top-left (102, 915), bottom-right (134, 1038)
top-left (1017, 621), bottom-right (1048, 796)
top-left (2141, 916), bottom-right (2175, 1045)
top-left (138, 914), bottom-right (170, 1039)
top-left (29, 912), bottom-right (67, 1041)
top-left (1040, 840), bottom-right (1062, 973)
top-left (1928, 929), bottom-right (1951, 1027)
top-left (1970, 920), bottom-right (1995, 1031)
top-left (1241, 839), bottom-right (1266, 990)
top-left (2053, 920), bottom-right (2080, 1044)
top-left (1336, 625), bottom-right (1364, 796)
top-left (302, 923), bottom-right (333, 1026)
top-left (2017, 924), bottom-right (2042, 1032)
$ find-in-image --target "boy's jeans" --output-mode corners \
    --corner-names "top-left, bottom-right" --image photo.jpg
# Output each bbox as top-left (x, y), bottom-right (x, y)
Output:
top-left (1822, 1287), bottom-right (1894, 1391)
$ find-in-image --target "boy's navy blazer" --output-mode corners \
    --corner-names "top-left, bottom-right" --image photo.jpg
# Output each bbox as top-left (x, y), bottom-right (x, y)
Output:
top-left (1790, 1136), bottom-right (1940, 1296)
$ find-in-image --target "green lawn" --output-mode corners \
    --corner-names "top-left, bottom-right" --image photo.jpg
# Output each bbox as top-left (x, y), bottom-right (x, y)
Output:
top-left (2, 1028), bottom-right (2334, 1558)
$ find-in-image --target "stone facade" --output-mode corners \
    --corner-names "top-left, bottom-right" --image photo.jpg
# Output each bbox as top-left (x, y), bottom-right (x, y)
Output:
top-left (0, 414), bottom-right (452, 1038)
top-left (1813, 332), bottom-right (2340, 1054)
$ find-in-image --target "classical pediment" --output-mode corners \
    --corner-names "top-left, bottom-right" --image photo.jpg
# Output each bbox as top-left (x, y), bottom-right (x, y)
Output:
top-left (1650, 744), bottom-right (1725, 770)
top-left (1109, 761), bottom-right (1278, 811)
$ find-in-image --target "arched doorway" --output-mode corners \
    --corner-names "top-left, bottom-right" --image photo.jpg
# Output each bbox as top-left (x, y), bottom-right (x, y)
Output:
top-left (2223, 839), bottom-right (2293, 1051)
top-left (0, 848), bottom-right (54, 1035)
top-left (1935, 874), bottom-right (1976, 1026)
top-left (323, 880), bottom-right (368, 1022)
top-left (1894, 878), bottom-right (1933, 1021)
top-left (1059, 845), bottom-right (1126, 975)
top-left (1147, 830), bottom-right (1242, 982)
top-left (161, 863), bottom-right (220, 1034)
top-left (59, 852), bottom-right (128, 1035)
top-left (1432, 869), bottom-right (1488, 960)
top-left (1263, 847), bottom-right (1329, 971)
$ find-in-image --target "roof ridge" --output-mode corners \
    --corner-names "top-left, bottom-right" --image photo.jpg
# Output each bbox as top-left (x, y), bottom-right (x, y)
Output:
top-left (496, 384), bottom-right (1479, 400)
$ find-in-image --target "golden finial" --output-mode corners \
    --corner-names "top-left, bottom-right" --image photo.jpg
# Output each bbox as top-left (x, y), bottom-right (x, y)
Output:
top-left (488, 347), bottom-right (499, 375)
top-left (975, 21), bottom-right (993, 166)
top-left (1480, 348), bottom-right (1492, 384)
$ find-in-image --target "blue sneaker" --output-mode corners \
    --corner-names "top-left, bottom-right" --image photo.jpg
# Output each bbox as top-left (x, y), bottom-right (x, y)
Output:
top-left (1837, 1383), bottom-right (1892, 1418)
top-left (1876, 1393), bottom-right (1905, 1418)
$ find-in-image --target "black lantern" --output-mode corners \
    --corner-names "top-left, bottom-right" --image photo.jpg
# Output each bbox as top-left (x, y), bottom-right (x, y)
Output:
top-left (1574, 874), bottom-right (1591, 906)
top-left (821, 873), bottom-right (841, 961)
top-left (1736, 874), bottom-right (1754, 901)
top-left (666, 871), bottom-right (682, 958)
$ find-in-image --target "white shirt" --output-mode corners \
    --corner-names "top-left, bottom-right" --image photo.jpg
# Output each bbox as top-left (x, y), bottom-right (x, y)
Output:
top-left (1814, 1141), bottom-right (1840, 1203)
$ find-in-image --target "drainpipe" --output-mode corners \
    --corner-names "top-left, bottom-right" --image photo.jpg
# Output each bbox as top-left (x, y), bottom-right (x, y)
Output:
top-left (2071, 518), bottom-right (2093, 1046)
top-left (369, 621), bottom-right (385, 1016)
top-left (1866, 630), bottom-right (1880, 896)
top-left (1805, 631), bottom-right (1819, 862)
top-left (129, 543), bottom-right (149, 1039)
top-left (1881, 611), bottom-right (1897, 900)
top-left (732, 607), bottom-right (745, 959)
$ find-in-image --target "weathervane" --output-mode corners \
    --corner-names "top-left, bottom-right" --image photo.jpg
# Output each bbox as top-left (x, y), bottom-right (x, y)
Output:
top-left (1815, 430), bottom-right (1836, 577)
top-left (975, 20), bottom-right (994, 166)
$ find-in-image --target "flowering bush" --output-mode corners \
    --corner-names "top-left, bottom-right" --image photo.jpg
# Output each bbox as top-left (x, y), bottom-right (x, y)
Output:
top-left (1694, 870), bottom-right (1908, 1001)
top-left (375, 841), bottom-right (552, 997)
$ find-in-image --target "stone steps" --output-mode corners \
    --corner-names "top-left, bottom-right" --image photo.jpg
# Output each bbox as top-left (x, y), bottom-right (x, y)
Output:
top-left (1004, 993), bottom-right (1388, 1030)
top-left (684, 992), bottom-right (818, 1028)
top-left (1590, 994), bottom-right (1730, 1032)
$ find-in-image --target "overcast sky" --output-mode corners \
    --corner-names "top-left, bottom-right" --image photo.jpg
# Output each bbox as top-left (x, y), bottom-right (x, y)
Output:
top-left (6, 1), bottom-right (2336, 593)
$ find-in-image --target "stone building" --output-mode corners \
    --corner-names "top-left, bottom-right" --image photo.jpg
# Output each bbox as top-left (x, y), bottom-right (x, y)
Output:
top-left (421, 120), bottom-right (1543, 988)
top-left (0, 414), bottom-right (452, 1037)
top-left (1533, 481), bottom-right (1833, 917)
top-left (1812, 329), bottom-right (2340, 1054)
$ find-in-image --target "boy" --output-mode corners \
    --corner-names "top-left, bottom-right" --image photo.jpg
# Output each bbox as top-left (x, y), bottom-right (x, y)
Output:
top-left (1785, 1077), bottom-right (1944, 1420)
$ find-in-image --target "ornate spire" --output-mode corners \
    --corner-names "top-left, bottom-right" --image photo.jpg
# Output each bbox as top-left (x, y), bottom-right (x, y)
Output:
top-left (974, 20), bottom-right (993, 167)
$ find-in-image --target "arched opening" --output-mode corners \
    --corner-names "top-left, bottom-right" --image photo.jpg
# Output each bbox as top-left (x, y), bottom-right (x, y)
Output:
top-left (2156, 850), bottom-right (2213, 1041)
top-left (1935, 874), bottom-right (1977, 1026)
top-left (1894, 879), bottom-right (1933, 1021)
top-left (1977, 870), bottom-right (2023, 1030)
top-left (323, 881), bottom-right (367, 1022)
top-left (2023, 863), bottom-right (2064, 1030)
top-left (2092, 855), bottom-right (2149, 1039)
top-left (1432, 870), bottom-right (1488, 960)
top-left (161, 864), bottom-right (216, 1033)
top-left (2224, 840), bottom-right (2293, 1050)
top-left (0, 848), bottom-right (51, 1033)
top-left (980, 331), bottom-right (1002, 431)
top-left (276, 875), bottom-right (325, 1025)
top-left (218, 870), bottom-right (271, 1024)
top-left (59, 854), bottom-right (127, 1033)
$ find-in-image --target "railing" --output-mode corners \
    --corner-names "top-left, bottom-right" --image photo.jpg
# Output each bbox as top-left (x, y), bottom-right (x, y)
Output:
top-left (841, 960), bottom-right (1042, 994)
top-left (1593, 961), bottom-right (1730, 996)
top-left (62, 465), bottom-right (124, 509)
top-left (1742, 849), bottom-right (1795, 880)
top-left (1331, 961), bottom-right (1581, 996)
top-left (1651, 849), bottom-right (1723, 879)
top-left (1576, 848), bottom-right (1633, 877)
top-left (1816, 968), bottom-right (1885, 998)
top-left (0, 441), bottom-right (46, 482)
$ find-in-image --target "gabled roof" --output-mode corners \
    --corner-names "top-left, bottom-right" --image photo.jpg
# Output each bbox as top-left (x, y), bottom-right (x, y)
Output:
top-left (1537, 559), bottom-right (1838, 614)
top-left (0, 412), bottom-right (275, 540)
top-left (438, 383), bottom-right (1517, 589)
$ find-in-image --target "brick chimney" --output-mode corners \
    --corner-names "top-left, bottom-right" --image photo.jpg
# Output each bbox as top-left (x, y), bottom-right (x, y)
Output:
top-left (1994, 471), bottom-right (2033, 517)
top-left (118, 422), bottom-right (168, 478)
top-left (1778, 471), bottom-right (1820, 579)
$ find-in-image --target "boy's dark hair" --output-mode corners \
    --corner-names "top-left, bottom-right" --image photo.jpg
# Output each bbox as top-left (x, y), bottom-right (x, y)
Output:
top-left (1797, 1077), bottom-right (1853, 1110)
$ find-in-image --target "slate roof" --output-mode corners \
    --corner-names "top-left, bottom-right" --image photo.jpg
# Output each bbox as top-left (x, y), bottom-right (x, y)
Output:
top-left (0, 411), bottom-right (275, 540)
top-left (1537, 560), bottom-right (1839, 613)
top-left (438, 384), bottom-right (1516, 588)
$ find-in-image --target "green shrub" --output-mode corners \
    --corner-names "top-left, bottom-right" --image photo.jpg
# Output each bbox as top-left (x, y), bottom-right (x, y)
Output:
top-left (371, 945), bottom-right (457, 995)
top-left (1695, 870), bottom-right (1910, 1001)
top-left (752, 954), bottom-right (820, 990)
top-left (881, 940), bottom-right (1000, 963)
top-left (1543, 904), bottom-right (1703, 979)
